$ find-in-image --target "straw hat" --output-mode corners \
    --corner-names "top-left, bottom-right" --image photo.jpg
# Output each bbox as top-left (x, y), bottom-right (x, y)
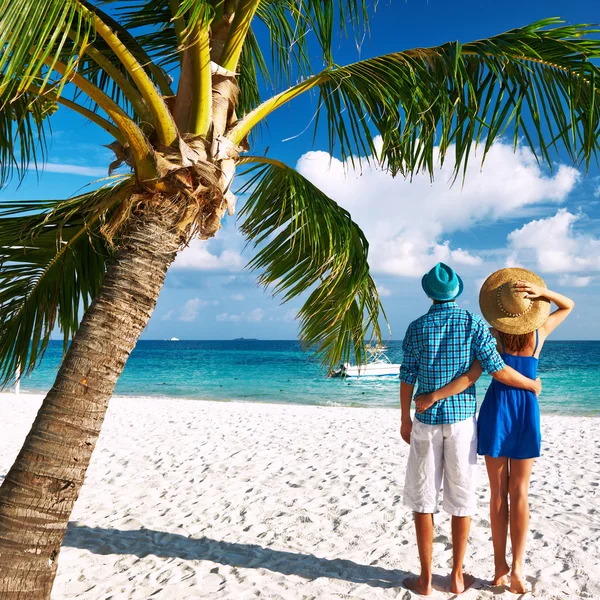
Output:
top-left (479, 268), bottom-right (551, 334)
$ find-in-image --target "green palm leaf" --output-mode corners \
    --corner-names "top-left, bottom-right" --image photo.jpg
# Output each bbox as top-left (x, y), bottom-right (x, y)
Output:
top-left (80, 0), bottom-right (174, 96)
top-left (238, 157), bottom-right (385, 370)
top-left (238, 28), bottom-right (269, 115)
top-left (115, 0), bottom-right (367, 111)
top-left (0, 0), bottom-right (94, 184)
top-left (0, 178), bottom-right (133, 386)
top-left (231, 19), bottom-right (600, 178)
top-left (0, 0), bottom-right (93, 96)
top-left (318, 18), bottom-right (600, 175)
top-left (0, 84), bottom-right (53, 186)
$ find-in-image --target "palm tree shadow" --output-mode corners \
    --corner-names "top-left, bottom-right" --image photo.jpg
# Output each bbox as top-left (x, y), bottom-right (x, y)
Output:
top-left (64, 525), bottom-right (409, 589)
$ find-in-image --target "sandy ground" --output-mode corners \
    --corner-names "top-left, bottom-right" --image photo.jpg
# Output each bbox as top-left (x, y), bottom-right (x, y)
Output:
top-left (1, 393), bottom-right (599, 600)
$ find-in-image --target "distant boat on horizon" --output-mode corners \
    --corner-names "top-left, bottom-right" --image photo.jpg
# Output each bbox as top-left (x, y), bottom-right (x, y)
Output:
top-left (233, 337), bottom-right (258, 341)
top-left (168, 337), bottom-right (179, 341)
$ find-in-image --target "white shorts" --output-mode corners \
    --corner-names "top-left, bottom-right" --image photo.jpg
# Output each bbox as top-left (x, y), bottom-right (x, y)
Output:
top-left (403, 416), bottom-right (477, 517)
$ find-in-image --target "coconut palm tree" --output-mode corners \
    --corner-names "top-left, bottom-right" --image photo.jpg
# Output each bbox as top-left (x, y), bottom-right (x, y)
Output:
top-left (1, 0), bottom-right (600, 596)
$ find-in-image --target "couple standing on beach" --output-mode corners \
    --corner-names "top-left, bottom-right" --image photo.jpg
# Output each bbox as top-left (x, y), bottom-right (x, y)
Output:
top-left (399, 262), bottom-right (574, 595)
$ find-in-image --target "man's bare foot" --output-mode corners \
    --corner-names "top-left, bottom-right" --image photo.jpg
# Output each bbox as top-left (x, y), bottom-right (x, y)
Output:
top-left (509, 570), bottom-right (528, 594)
top-left (493, 562), bottom-right (510, 586)
top-left (403, 575), bottom-right (432, 596)
top-left (450, 570), bottom-right (475, 594)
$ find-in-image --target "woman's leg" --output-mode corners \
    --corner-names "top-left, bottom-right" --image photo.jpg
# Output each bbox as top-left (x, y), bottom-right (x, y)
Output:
top-left (507, 458), bottom-right (535, 593)
top-left (485, 456), bottom-right (510, 585)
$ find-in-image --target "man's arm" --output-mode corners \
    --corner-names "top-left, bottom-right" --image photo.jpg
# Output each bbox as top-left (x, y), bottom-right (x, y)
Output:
top-left (399, 324), bottom-right (418, 445)
top-left (400, 381), bottom-right (414, 444)
top-left (415, 360), bottom-right (483, 413)
top-left (491, 365), bottom-right (541, 394)
top-left (473, 318), bottom-right (541, 394)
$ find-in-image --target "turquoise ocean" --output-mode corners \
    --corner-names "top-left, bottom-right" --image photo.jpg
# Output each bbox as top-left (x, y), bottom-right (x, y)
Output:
top-left (15, 340), bottom-right (599, 415)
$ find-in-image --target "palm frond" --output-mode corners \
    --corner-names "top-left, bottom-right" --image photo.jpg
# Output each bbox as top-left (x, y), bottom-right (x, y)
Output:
top-left (80, 0), bottom-right (175, 96)
top-left (319, 18), bottom-right (600, 175)
top-left (0, 83), bottom-right (53, 186)
top-left (231, 19), bottom-right (600, 177)
top-left (250, 0), bottom-right (369, 88)
top-left (238, 28), bottom-right (269, 116)
top-left (302, 0), bottom-right (368, 67)
top-left (111, 0), bottom-right (195, 69)
top-left (0, 178), bottom-right (134, 387)
top-left (0, 0), bottom-right (94, 96)
top-left (237, 157), bottom-right (385, 370)
top-left (114, 0), bottom-right (368, 101)
top-left (254, 0), bottom-right (311, 84)
top-left (66, 36), bottom-right (154, 123)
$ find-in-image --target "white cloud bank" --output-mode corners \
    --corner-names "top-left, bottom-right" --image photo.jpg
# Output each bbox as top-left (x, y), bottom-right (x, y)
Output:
top-left (30, 163), bottom-right (107, 177)
top-left (179, 298), bottom-right (211, 322)
top-left (378, 285), bottom-right (393, 297)
top-left (216, 308), bottom-right (265, 323)
top-left (173, 238), bottom-right (244, 272)
top-left (297, 141), bottom-right (579, 277)
top-left (507, 209), bottom-right (600, 286)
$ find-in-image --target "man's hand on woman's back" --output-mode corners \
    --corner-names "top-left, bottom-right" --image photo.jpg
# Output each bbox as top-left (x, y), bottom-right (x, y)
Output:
top-left (492, 366), bottom-right (542, 396)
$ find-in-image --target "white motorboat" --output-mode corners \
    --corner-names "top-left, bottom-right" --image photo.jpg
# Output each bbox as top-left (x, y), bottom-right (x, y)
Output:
top-left (341, 345), bottom-right (401, 378)
top-left (169, 337), bottom-right (179, 341)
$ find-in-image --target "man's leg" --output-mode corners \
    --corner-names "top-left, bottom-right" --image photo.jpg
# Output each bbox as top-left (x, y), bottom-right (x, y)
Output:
top-left (451, 515), bottom-right (472, 592)
top-left (443, 416), bottom-right (478, 594)
top-left (485, 456), bottom-right (510, 585)
top-left (508, 458), bottom-right (535, 594)
top-left (403, 420), bottom-right (443, 595)
top-left (404, 512), bottom-right (434, 595)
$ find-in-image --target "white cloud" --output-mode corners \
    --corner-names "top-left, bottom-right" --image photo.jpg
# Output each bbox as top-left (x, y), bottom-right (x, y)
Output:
top-left (248, 308), bottom-right (265, 322)
top-left (174, 238), bottom-right (244, 272)
top-left (231, 294), bottom-right (245, 301)
top-left (558, 275), bottom-right (592, 287)
top-left (283, 308), bottom-right (298, 321)
top-left (505, 254), bottom-right (525, 269)
top-left (507, 209), bottom-right (600, 275)
top-left (161, 310), bottom-right (174, 321)
top-left (31, 163), bottom-right (107, 177)
top-left (179, 298), bottom-right (210, 322)
top-left (378, 285), bottom-right (392, 297)
top-left (269, 307), bottom-right (300, 322)
top-left (216, 308), bottom-right (265, 323)
top-left (296, 141), bottom-right (579, 277)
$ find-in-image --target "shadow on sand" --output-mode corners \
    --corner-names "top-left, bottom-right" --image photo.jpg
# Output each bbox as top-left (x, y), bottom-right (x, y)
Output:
top-left (64, 524), bottom-right (411, 589)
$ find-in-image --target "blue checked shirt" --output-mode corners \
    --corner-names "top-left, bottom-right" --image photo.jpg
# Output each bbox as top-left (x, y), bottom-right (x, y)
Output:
top-left (400, 302), bottom-right (505, 425)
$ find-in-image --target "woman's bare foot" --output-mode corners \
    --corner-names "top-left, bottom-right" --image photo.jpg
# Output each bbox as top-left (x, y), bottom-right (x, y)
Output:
top-left (450, 570), bottom-right (475, 594)
top-left (493, 562), bottom-right (510, 586)
top-left (403, 575), bottom-right (432, 596)
top-left (509, 569), bottom-right (528, 594)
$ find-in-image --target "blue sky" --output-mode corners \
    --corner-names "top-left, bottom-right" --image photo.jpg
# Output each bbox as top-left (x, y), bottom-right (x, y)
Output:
top-left (2, 0), bottom-right (599, 340)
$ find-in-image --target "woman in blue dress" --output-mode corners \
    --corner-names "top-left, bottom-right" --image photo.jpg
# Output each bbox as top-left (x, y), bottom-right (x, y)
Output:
top-left (415, 268), bottom-right (574, 593)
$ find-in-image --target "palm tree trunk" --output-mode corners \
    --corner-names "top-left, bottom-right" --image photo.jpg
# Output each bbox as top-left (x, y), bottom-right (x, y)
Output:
top-left (0, 204), bottom-right (182, 599)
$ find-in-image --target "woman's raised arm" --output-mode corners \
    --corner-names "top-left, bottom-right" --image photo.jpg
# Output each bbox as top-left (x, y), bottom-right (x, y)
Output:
top-left (513, 280), bottom-right (574, 337)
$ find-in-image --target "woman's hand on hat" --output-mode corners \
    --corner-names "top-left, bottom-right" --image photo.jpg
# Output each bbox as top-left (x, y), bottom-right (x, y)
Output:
top-left (513, 280), bottom-right (546, 300)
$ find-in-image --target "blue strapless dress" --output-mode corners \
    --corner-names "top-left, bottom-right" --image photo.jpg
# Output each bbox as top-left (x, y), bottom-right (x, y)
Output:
top-left (477, 334), bottom-right (541, 459)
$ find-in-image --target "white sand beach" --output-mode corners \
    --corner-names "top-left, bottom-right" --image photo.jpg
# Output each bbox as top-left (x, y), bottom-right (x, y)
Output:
top-left (1, 393), bottom-right (599, 600)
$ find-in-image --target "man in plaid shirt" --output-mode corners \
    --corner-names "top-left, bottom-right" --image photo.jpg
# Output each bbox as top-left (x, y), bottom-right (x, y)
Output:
top-left (400, 263), bottom-right (541, 596)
